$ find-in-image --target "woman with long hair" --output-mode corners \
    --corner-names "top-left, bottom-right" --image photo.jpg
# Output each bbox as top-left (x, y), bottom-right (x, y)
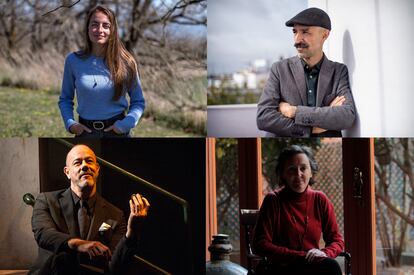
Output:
top-left (252, 145), bottom-right (344, 275)
top-left (59, 5), bottom-right (145, 137)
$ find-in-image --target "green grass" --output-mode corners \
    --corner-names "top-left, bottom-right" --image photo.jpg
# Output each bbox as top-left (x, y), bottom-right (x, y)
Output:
top-left (0, 87), bottom-right (202, 137)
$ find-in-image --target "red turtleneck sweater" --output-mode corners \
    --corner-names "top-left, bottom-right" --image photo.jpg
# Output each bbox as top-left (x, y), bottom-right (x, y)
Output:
top-left (252, 186), bottom-right (344, 264)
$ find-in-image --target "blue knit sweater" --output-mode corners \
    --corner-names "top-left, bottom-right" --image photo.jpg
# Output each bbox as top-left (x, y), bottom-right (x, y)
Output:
top-left (58, 52), bottom-right (145, 133)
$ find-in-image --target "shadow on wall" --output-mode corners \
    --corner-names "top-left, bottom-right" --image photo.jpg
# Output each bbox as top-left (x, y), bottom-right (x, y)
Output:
top-left (3, 203), bottom-right (37, 269)
top-left (342, 30), bottom-right (361, 137)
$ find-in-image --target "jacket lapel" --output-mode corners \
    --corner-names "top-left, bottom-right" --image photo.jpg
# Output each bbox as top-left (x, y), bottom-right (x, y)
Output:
top-left (316, 55), bottom-right (334, 107)
top-left (59, 188), bottom-right (78, 237)
top-left (87, 194), bottom-right (107, 241)
top-left (289, 56), bottom-right (307, 105)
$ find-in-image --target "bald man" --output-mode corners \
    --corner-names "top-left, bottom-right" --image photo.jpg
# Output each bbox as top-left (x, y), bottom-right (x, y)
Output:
top-left (30, 145), bottom-right (150, 275)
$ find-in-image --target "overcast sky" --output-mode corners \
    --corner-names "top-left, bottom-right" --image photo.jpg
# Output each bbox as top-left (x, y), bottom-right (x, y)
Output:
top-left (208, 0), bottom-right (307, 75)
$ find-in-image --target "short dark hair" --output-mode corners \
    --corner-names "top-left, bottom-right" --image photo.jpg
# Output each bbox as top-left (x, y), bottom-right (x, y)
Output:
top-left (275, 145), bottom-right (318, 186)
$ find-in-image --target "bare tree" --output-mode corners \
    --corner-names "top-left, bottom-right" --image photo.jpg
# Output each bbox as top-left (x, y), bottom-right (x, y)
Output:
top-left (0, 0), bottom-right (207, 134)
top-left (375, 138), bottom-right (414, 267)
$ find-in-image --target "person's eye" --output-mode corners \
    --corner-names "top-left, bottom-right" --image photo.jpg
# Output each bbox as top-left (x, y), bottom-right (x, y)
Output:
top-left (103, 23), bottom-right (111, 29)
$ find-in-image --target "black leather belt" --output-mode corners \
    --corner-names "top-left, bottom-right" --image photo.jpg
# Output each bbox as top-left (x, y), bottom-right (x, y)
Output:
top-left (79, 113), bottom-right (125, 131)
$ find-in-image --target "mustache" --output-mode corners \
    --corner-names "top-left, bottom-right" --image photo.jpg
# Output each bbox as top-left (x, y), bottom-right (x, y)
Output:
top-left (294, 42), bottom-right (309, 49)
top-left (79, 172), bottom-right (93, 178)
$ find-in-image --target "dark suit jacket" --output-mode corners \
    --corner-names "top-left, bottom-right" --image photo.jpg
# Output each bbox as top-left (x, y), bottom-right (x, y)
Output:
top-left (30, 188), bottom-right (136, 274)
top-left (257, 55), bottom-right (356, 137)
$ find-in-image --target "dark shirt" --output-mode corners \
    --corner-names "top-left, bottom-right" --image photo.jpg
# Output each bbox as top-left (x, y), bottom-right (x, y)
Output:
top-left (71, 190), bottom-right (97, 237)
top-left (301, 57), bottom-right (324, 107)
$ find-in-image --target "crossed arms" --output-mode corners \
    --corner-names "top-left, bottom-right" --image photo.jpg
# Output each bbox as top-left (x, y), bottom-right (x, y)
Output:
top-left (256, 62), bottom-right (356, 137)
top-left (279, 95), bottom-right (346, 134)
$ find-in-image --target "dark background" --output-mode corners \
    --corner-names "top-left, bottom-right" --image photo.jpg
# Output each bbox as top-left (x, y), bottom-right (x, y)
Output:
top-left (38, 138), bottom-right (205, 275)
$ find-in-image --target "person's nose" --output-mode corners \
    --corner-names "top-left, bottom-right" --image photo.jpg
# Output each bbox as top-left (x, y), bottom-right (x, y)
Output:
top-left (81, 161), bottom-right (89, 172)
top-left (294, 32), bottom-right (303, 43)
top-left (294, 33), bottom-right (299, 43)
top-left (98, 24), bottom-right (105, 33)
top-left (295, 168), bottom-right (303, 177)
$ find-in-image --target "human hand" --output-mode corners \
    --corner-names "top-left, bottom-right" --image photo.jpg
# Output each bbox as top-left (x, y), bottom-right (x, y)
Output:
top-left (104, 124), bottom-right (122, 134)
top-left (279, 102), bottom-right (297, 118)
top-left (312, 127), bottom-right (327, 134)
top-left (329, 96), bottom-right (346, 107)
top-left (305, 248), bottom-right (327, 262)
top-left (126, 193), bottom-right (150, 239)
top-left (69, 123), bottom-right (92, 135)
top-left (68, 238), bottom-right (112, 261)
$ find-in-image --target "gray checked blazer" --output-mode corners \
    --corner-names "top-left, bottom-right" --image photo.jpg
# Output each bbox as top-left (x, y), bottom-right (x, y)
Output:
top-left (257, 55), bottom-right (356, 137)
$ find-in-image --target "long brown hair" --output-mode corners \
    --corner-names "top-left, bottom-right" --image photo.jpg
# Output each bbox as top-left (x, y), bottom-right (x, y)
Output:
top-left (81, 6), bottom-right (138, 101)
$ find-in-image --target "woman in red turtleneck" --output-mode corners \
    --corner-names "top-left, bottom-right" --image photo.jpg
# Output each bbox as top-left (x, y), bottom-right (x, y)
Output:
top-left (252, 145), bottom-right (344, 275)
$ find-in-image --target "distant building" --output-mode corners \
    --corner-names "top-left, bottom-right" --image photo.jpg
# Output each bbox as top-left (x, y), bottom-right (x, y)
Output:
top-left (232, 70), bottom-right (257, 89)
top-left (251, 59), bottom-right (269, 74)
top-left (207, 58), bottom-right (274, 92)
top-left (208, 77), bottom-right (222, 89)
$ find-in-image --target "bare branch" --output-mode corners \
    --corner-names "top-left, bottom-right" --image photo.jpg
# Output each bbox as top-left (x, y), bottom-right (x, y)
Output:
top-left (42, 0), bottom-right (80, 17)
top-left (376, 193), bottom-right (414, 227)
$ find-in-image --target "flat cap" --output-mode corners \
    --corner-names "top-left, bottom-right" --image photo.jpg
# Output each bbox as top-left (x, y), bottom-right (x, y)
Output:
top-left (285, 7), bottom-right (331, 30)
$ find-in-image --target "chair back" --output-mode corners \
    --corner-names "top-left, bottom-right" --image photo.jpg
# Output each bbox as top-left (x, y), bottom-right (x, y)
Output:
top-left (240, 209), bottom-right (261, 274)
top-left (240, 209), bottom-right (259, 255)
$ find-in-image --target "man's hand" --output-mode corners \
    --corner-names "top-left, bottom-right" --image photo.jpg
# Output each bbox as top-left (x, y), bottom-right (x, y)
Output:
top-left (126, 193), bottom-right (150, 239)
top-left (305, 248), bottom-right (327, 262)
top-left (312, 127), bottom-right (326, 134)
top-left (69, 123), bottom-right (92, 135)
top-left (312, 95), bottom-right (346, 134)
top-left (330, 95), bottom-right (346, 107)
top-left (279, 102), bottom-right (297, 119)
top-left (68, 238), bottom-right (112, 261)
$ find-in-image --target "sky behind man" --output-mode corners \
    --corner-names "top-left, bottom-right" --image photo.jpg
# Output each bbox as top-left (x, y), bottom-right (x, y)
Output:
top-left (207, 0), bottom-right (306, 75)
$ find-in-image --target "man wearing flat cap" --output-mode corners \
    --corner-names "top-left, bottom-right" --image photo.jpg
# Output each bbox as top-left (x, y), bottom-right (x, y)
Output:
top-left (257, 7), bottom-right (356, 137)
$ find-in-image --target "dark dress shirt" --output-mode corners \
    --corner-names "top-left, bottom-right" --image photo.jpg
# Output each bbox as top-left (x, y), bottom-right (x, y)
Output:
top-left (301, 57), bottom-right (324, 107)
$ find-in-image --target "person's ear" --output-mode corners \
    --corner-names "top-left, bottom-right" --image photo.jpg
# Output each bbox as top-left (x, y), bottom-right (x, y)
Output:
top-left (63, 167), bottom-right (70, 180)
top-left (323, 29), bottom-right (330, 41)
top-left (95, 162), bottom-right (100, 175)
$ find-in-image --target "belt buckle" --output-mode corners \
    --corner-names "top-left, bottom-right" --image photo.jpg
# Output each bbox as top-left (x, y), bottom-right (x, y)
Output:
top-left (92, 121), bottom-right (105, 130)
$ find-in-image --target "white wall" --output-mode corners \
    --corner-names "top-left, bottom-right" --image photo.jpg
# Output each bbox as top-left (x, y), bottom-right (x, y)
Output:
top-left (310, 0), bottom-right (414, 137)
top-left (0, 138), bottom-right (39, 269)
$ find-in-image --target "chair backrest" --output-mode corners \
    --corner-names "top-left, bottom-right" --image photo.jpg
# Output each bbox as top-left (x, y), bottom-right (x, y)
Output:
top-left (240, 209), bottom-right (259, 255)
top-left (240, 209), bottom-right (260, 274)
